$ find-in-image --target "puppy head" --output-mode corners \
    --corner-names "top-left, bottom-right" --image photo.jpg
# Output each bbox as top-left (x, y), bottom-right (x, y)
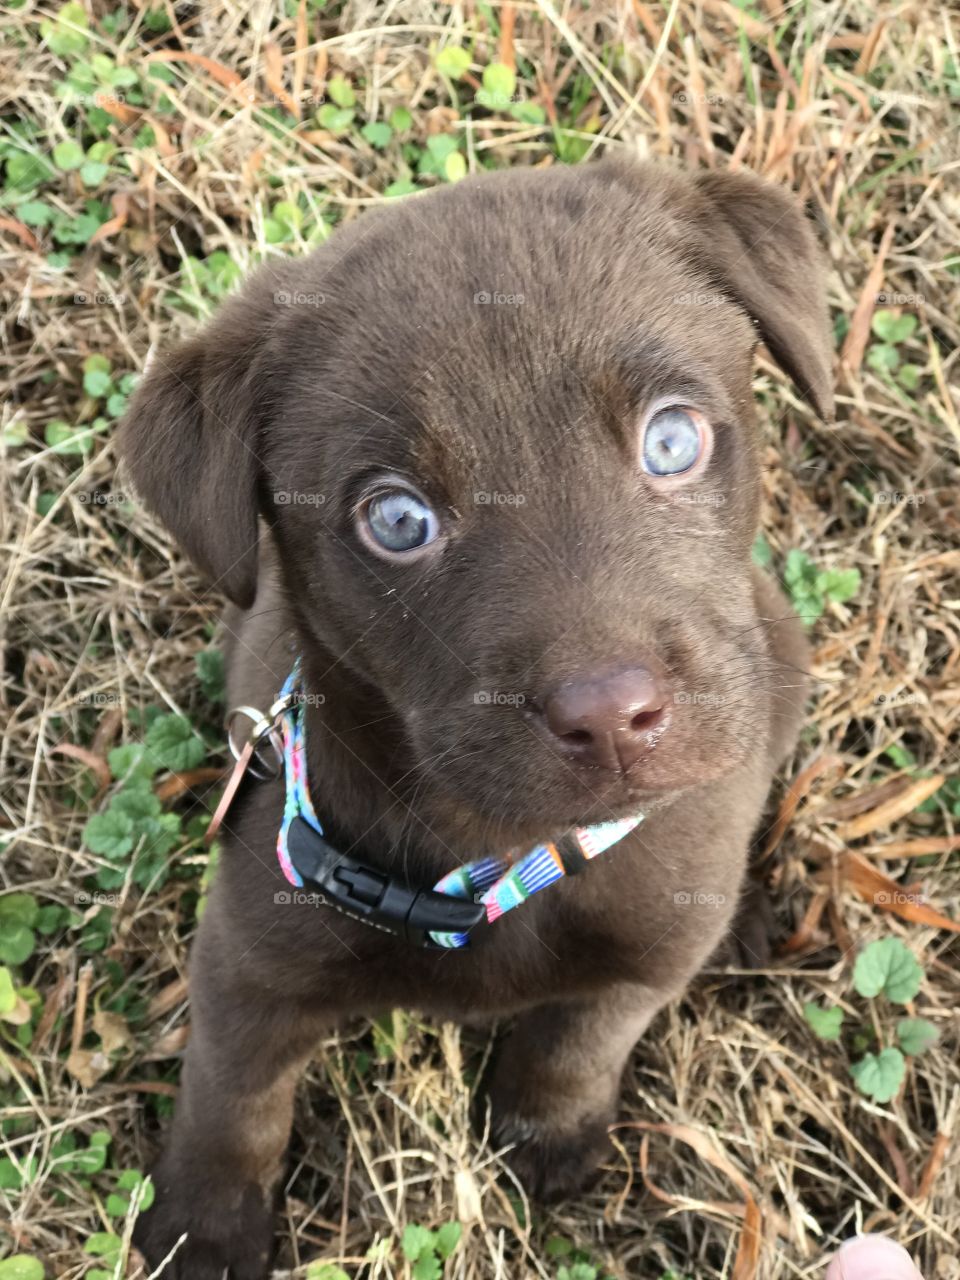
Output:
top-left (123, 161), bottom-right (832, 847)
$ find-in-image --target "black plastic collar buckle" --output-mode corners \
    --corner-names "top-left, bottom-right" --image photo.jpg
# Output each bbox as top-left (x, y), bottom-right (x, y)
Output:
top-left (286, 817), bottom-right (486, 948)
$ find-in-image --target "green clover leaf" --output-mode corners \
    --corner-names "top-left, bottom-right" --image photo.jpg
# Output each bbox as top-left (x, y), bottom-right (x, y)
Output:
top-left (853, 938), bottom-right (923, 1004)
top-left (84, 809), bottom-right (135, 859)
top-left (803, 1001), bottom-right (844, 1042)
top-left (896, 1016), bottom-right (939, 1056)
top-left (850, 1047), bottom-right (905, 1103)
top-left (145, 713), bottom-right (205, 772)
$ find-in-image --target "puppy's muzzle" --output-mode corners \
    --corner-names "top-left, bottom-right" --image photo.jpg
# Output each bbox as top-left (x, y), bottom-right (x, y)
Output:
top-left (533, 664), bottom-right (669, 771)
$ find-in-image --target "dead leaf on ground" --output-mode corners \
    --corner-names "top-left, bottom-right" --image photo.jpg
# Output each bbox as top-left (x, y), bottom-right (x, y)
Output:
top-left (827, 850), bottom-right (960, 932)
top-left (836, 775), bottom-right (944, 840)
top-left (616, 1121), bottom-right (764, 1280)
top-left (66, 1047), bottom-right (112, 1089)
top-left (93, 1008), bottom-right (132, 1056)
top-left (51, 741), bottom-right (111, 791)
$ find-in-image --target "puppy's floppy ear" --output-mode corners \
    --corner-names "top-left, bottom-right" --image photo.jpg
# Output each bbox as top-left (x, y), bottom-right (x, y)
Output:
top-left (693, 169), bottom-right (834, 421)
top-left (121, 286), bottom-right (276, 609)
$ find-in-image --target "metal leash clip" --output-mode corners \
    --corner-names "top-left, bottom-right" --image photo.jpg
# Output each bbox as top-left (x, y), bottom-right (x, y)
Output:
top-left (207, 694), bottom-right (297, 847)
top-left (225, 694), bottom-right (294, 781)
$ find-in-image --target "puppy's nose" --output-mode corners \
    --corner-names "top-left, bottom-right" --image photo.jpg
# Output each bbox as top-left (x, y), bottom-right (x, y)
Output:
top-left (540, 667), bottom-right (667, 771)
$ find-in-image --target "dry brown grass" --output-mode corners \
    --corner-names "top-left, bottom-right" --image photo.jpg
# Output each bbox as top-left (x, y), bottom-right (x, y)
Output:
top-left (1, 1), bottom-right (959, 1277)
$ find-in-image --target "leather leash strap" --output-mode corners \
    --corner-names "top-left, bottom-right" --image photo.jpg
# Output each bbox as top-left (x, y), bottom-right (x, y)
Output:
top-left (205, 740), bottom-right (255, 846)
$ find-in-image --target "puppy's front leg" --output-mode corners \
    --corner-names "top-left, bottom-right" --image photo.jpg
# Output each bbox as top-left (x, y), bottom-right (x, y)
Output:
top-left (135, 915), bottom-right (331, 1280)
top-left (489, 984), bottom-right (666, 1200)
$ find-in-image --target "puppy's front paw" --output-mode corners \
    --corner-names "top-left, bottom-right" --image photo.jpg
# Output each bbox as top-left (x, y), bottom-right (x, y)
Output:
top-left (494, 1111), bottom-right (612, 1201)
top-left (133, 1175), bottom-right (274, 1280)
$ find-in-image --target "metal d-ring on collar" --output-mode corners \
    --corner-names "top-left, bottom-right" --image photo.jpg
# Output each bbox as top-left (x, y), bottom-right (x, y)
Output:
top-left (205, 692), bottom-right (298, 847)
top-left (224, 694), bottom-right (294, 780)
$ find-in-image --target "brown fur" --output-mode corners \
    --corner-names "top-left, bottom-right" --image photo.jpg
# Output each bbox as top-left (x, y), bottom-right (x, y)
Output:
top-left (120, 158), bottom-right (831, 1278)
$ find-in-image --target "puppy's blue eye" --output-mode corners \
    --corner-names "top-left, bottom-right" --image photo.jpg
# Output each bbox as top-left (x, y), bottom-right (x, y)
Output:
top-left (364, 489), bottom-right (439, 554)
top-left (641, 407), bottom-right (705, 476)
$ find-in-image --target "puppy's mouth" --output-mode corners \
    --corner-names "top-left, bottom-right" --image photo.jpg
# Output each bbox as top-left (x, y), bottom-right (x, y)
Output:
top-left (553, 787), bottom-right (680, 831)
top-left (540, 770), bottom-right (690, 827)
top-left (394, 625), bottom-right (767, 852)
top-left (402, 704), bottom-right (743, 855)
top-left (421, 769), bottom-right (680, 858)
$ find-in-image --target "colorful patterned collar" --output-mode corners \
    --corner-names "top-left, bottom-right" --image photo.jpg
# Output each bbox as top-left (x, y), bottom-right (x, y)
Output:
top-left (275, 663), bottom-right (644, 949)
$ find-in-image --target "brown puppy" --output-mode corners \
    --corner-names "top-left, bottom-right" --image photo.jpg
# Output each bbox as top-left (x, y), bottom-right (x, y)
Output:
top-left (121, 159), bottom-right (832, 1279)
